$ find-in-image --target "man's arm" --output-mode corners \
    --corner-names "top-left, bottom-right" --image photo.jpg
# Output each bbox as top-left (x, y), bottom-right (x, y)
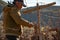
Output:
top-left (10, 8), bottom-right (33, 27)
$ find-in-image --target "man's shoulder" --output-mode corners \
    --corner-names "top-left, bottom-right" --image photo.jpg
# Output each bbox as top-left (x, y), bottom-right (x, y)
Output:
top-left (3, 5), bottom-right (17, 9)
top-left (3, 6), bottom-right (11, 9)
top-left (3, 6), bottom-right (18, 12)
top-left (3, 6), bottom-right (11, 12)
top-left (11, 6), bottom-right (18, 11)
top-left (10, 7), bottom-right (18, 13)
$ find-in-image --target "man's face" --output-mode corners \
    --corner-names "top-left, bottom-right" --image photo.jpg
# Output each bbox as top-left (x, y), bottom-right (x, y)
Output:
top-left (16, 1), bottom-right (23, 9)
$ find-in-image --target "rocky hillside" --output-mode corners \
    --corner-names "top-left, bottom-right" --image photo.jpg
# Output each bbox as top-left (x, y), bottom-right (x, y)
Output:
top-left (0, 5), bottom-right (60, 27)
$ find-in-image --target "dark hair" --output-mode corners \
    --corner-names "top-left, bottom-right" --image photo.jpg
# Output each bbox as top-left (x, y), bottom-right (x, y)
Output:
top-left (13, 0), bottom-right (26, 7)
top-left (13, 2), bottom-right (15, 5)
top-left (7, 1), bottom-right (15, 7)
top-left (13, 0), bottom-right (23, 4)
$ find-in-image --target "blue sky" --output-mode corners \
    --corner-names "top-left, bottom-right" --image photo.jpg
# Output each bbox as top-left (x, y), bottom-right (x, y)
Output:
top-left (3, 0), bottom-right (60, 7)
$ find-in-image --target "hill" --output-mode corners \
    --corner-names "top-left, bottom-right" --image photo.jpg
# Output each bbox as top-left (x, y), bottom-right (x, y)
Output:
top-left (0, 6), bottom-right (60, 27)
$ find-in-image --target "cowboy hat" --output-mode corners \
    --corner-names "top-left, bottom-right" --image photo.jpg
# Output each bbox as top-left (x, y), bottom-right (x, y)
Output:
top-left (13, 0), bottom-right (26, 7)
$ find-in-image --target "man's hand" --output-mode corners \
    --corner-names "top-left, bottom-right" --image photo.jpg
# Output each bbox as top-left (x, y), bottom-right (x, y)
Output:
top-left (28, 23), bottom-right (34, 28)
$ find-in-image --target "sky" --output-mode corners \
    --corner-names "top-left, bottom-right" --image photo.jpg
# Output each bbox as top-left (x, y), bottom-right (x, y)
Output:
top-left (3, 0), bottom-right (60, 7)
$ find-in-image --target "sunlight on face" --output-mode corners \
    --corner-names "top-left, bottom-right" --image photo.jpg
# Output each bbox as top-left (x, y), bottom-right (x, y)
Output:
top-left (16, 1), bottom-right (23, 9)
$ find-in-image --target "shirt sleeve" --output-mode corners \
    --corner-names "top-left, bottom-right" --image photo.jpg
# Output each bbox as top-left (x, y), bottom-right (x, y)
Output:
top-left (10, 8), bottom-right (33, 27)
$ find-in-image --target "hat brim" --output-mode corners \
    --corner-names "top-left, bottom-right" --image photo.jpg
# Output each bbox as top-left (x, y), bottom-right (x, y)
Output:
top-left (22, 4), bottom-right (26, 7)
top-left (20, 2), bottom-right (26, 7)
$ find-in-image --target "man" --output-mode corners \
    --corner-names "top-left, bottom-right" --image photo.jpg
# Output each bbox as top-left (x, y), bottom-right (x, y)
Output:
top-left (3, 0), bottom-right (34, 40)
